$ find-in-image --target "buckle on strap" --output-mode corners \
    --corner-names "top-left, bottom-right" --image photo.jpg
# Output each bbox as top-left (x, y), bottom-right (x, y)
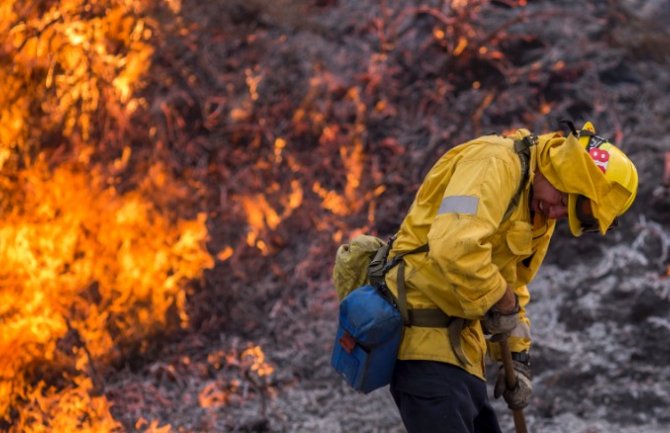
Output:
top-left (511, 351), bottom-right (531, 366)
top-left (514, 134), bottom-right (538, 153)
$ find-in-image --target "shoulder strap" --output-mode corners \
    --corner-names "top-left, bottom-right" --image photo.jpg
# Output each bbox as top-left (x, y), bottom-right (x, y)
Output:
top-left (394, 250), bottom-right (472, 366)
top-left (502, 134), bottom-right (537, 221)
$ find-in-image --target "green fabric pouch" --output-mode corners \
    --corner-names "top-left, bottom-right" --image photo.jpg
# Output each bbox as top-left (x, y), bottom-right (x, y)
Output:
top-left (332, 235), bottom-right (386, 301)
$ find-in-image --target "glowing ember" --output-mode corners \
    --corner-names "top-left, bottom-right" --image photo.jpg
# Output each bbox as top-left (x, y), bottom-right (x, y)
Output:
top-left (453, 36), bottom-right (469, 56)
top-left (136, 418), bottom-right (176, 433)
top-left (216, 246), bottom-right (234, 262)
top-left (198, 381), bottom-right (230, 409)
top-left (274, 137), bottom-right (287, 163)
top-left (197, 345), bottom-right (275, 411)
top-left (540, 101), bottom-right (553, 115)
top-left (241, 345), bottom-right (275, 378)
top-left (245, 68), bottom-right (263, 101)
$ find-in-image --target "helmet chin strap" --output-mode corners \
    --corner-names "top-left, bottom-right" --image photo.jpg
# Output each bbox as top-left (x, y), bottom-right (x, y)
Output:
top-left (559, 119), bottom-right (578, 136)
top-left (559, 119), bottom-right (607, 150)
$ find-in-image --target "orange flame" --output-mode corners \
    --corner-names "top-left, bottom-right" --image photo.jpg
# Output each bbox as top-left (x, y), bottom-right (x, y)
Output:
top-left (11, 377), bottom-right (123, 433)
top-left (0, 160), bottom-right (213, 427)
top-left (0, 1), bottom-right (212, 431)
top-left (0, 0), bottom-right (154, 148)
top-left (240, 173), bottom-right (303, 255)
top-left (311, 86), bottom-right (372, 219)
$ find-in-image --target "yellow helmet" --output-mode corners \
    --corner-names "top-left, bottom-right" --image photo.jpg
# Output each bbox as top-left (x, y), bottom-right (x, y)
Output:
top-left (567, 121), bottom-right (638, 237)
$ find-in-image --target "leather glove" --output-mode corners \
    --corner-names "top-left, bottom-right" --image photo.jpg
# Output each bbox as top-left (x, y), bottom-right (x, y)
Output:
top-left (482, 294), bottom-right (519, 340)
top-left (494, 360), bottom-right (532, 410)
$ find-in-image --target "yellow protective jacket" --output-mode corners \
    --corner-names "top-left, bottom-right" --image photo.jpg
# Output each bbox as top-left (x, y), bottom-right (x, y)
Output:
top-left (384, 130), bottom-right (557, 380)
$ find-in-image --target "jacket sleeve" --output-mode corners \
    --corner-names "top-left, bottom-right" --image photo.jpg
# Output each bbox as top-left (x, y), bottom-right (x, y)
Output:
top-left (510, 284), bottom-right (532, 352)
top-left (426, 155), bottom-right (519, 319)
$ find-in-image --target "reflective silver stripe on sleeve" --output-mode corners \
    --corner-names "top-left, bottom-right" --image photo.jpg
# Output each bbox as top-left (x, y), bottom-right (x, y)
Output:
top-left (511, 321), bottom-right (531, 340)
top-left (437, 195), bottom-right (479, 215)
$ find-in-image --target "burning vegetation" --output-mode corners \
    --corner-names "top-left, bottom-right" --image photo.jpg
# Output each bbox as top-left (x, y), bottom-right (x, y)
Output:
top-left (1, 160), bottom-right (214, 431)
top-left (1, 0), bottom-right (282, 430)
top-left (1, 0), bottom-right (669, 431)
top-left (0, 0), bottom-right (216, 431)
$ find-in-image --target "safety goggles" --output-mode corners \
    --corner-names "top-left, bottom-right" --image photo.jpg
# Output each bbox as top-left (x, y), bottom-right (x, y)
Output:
top-left (575, 195), bottom-right (618, 234)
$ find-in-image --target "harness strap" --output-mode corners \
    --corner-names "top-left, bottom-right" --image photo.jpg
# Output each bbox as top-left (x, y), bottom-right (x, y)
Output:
top-left (447, 318), bottom-right (472, 366)
top-left (392, 245), bottom-right (430, 323)
top-left (397, 259), bottom-right (410, 325)
top-left (407, 308), bottom-right (453, 327)
top-left (503, 134), bottom-right (537, 221)
top-left (391, 244), bottom-right (472, 367)
top-left (394, 245), bottom-right (429, 323)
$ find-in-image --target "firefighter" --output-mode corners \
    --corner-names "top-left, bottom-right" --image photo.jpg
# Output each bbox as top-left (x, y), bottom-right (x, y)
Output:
top-left (384, 122), bottom-right (638, 433)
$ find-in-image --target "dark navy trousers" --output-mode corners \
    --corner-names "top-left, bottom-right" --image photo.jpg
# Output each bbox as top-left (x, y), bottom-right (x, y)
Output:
top-left (390, 360), bottom-right (503, 433)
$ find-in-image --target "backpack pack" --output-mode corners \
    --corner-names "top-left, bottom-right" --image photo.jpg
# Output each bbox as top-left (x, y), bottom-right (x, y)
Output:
top-left (330, 238), bottom-right (428, 393)
top-left (330, 283), bottom-right (402, 393)
top-left (330, 134), bottom-right (537, 393)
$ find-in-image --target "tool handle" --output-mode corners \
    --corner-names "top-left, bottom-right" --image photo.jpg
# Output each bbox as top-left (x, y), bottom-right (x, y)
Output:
top-left (500, 338), bottom-right (528, 433)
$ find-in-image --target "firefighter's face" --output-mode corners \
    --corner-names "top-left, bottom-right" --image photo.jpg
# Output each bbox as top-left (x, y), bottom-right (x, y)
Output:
top-left (531, 172), bottom-right (568, 219)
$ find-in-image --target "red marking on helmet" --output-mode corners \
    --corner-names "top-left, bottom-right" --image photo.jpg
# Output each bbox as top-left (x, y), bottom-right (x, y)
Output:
top-left (589, 148), bottom-right (609, 173)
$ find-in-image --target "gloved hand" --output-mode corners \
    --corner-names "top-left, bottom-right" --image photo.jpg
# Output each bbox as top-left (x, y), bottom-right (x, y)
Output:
top-left (481, 309), bottom-right (518, 339)
top-left (494, 360), bottom-right (532, 409)
top-left (482, 289), bottom-right (519, 339)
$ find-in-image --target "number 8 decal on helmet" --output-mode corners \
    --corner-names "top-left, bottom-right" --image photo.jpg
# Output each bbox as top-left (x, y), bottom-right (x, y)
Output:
top-left (588, 147), bottom-right (610, 173)
top-left (567, 121), bottom-right (638, 237)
